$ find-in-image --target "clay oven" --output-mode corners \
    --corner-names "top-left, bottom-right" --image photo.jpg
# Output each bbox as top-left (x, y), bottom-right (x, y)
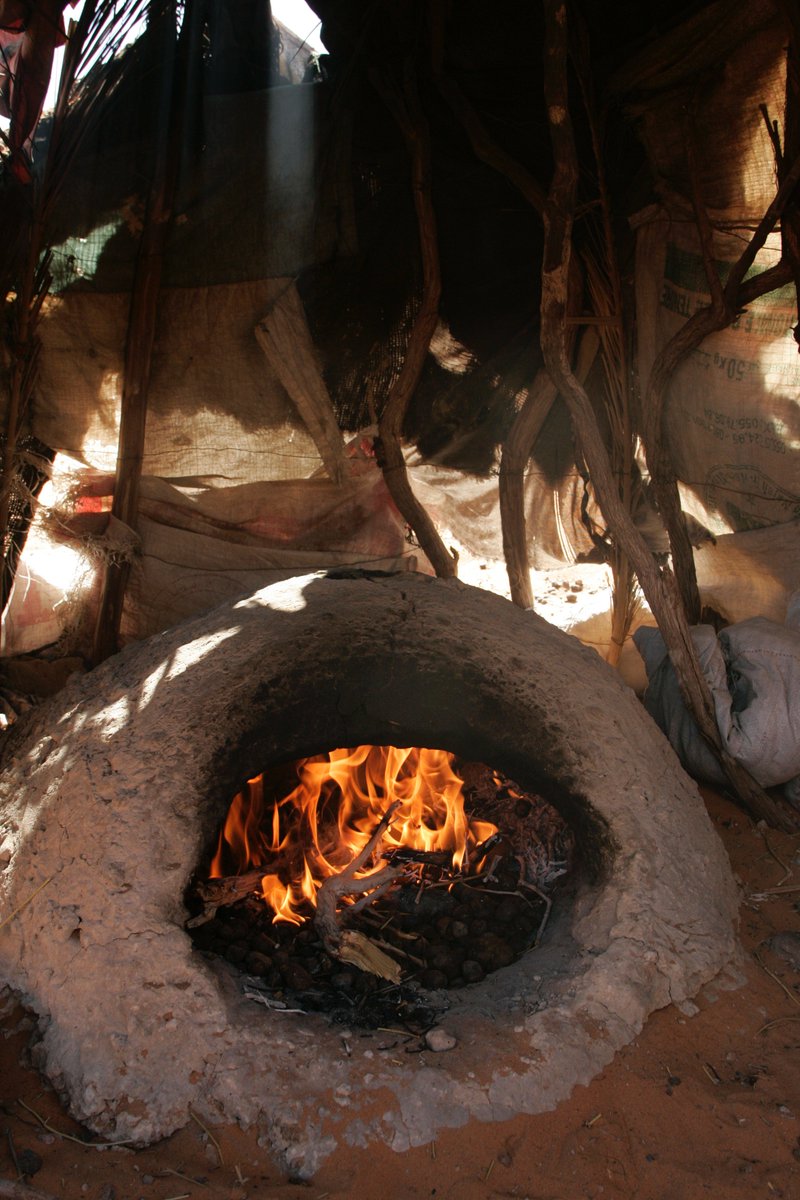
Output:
top-left (0, 572), bottom-right (738, 1176)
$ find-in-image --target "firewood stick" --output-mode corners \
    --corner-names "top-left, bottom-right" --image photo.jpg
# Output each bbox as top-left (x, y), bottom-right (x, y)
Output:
top-left (333, 800), bottom-right (401, 881)
top-left (316, 864), bottom-right (402, 950)
top-left (348, 876), bottom-right (398, 914)
top-left (194, 869), bottom-right (268, 906)
top-left (315, 801), bottom-right (402, 953)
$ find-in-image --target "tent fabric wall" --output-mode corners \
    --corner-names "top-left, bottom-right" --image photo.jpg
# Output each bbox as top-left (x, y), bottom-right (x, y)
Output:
top-left (121, 515), bottom-right (419, 642)
top-left (6, 0), bottom-right (799, 663)
top-left (45, 83), bottom-right (346, 293)
top-left (635, 213), bottom-right (799, 534)
top-left (627, 0), bottom-right (798, 538)
top-left (0, 460), bottom-right (422, 654)
top-left (611, 0), bottom-right (785, 219)
top-left (35, 280), bottom-right (325, 481)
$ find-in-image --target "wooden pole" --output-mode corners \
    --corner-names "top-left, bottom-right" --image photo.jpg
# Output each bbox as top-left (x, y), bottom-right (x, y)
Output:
top-left (499, 370), bottom-right (557, 609)
top-left (91, 4), bottom-right (187, 662)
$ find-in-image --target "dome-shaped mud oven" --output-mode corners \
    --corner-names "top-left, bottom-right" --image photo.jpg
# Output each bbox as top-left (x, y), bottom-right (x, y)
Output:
top-left (0, 572), bottom-right (738, 1176)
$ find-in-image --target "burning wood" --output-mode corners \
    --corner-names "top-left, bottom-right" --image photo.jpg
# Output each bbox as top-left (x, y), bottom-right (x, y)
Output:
top-left (187, 751), bottom-right (574, 1022)
top-left (204, 745), bottom-right (499, 927)
top-left (314, 800), bottom-right (404, 980)
top-left (188, 869), bottom-right (268, 925)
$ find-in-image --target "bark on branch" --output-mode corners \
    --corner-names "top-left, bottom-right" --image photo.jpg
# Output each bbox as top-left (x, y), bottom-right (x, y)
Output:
top-left (370, 64), bottom-right (457, 579)
top-left (540, 0), bottom-right (798, 832)
top-left (499, 329), bottom-right (597, 609)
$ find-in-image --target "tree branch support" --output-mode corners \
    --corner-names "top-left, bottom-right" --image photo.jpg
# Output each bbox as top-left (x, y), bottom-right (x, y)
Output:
top-left (541, 0), bottom-right (798, 832)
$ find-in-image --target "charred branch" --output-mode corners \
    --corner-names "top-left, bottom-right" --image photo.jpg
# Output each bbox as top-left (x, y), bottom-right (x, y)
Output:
top-left (187, 868), bottom-right (269, 925)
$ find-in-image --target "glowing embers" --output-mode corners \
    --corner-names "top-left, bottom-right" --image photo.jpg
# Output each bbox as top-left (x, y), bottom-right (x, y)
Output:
top-left (188, 750), bottom-right (573, 1024)
top-left (207, 746), bottom-right (499, 926)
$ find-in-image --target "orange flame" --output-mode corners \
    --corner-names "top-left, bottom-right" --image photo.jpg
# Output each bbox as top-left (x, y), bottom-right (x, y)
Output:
top-left (209, 746), bottom-right (497, 923)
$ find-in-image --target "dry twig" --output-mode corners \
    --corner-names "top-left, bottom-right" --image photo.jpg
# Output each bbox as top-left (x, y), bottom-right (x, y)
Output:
top-left (757, 1015), bottom-right (800, 1034)
top-left (753, 948), bottom-right (800, 1008)
top-left (0, 878), bottom-right (53, 933)
top-left (5, 1129), bottom-right (20, 1181)
top-left (518, 880), bottom-right (553, 945)
top-left (157, 1168), bottom-right (210, 1189)
top-left (16, 1100), bottom-right (133, 1149)
top-left (189, 1108), bottom-right (224, 1166)
top-left (759, 828), bottom-right (794, 888)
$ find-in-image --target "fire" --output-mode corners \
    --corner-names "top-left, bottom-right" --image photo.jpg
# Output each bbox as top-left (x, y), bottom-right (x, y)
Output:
top-left (209, 746), bottom-right (497, 924)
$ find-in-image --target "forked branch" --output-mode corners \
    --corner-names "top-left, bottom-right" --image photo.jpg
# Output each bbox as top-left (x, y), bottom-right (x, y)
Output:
top-left (314, 800), bottom-right (404, 980)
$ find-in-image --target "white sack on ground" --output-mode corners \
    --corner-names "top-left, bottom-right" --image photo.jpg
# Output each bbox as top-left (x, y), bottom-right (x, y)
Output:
top-left (634, 601), bottom-right (800, 803)
top-left (694, 520), bottom-right (800, 624)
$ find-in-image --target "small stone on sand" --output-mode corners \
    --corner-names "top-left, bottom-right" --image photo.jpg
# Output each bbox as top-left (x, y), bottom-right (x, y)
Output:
top-left (425, 1027), bottom-right (457, 1052)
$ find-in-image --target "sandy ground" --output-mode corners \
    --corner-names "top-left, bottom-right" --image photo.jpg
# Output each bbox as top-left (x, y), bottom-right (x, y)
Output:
top-left (1, 785), bottom-right (799, 1200)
